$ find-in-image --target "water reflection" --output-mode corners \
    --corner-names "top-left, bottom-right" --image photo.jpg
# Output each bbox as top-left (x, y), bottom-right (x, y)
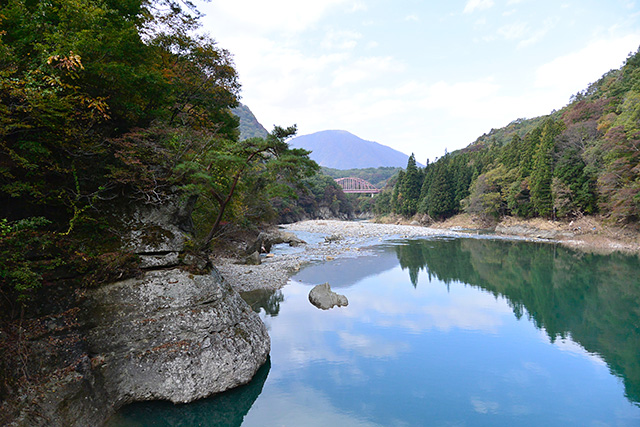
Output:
top-left (107, 358), bottom-right (270, 427)
top-left (241, 289), bottom-right (284, 317)
top-left (393, 238), bottom-right (640, 404)
top-left (110, 237), bottom-right (640, 426)
top-left (293, 250), bottom-right (398, 288)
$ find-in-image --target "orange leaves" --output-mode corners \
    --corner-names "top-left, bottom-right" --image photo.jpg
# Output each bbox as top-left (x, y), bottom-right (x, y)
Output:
top-left (81, 96), bottom-right (110, 120)
top-left (46, 51), bottom-right (84, 72)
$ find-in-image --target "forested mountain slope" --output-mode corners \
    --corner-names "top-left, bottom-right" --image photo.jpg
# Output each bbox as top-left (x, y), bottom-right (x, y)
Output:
top-left (321, 166), bottom-right (401, 188)
top-left (232, 103), bottom-right (268, 140)
top-left (381, 47), bottom-right (640, 224)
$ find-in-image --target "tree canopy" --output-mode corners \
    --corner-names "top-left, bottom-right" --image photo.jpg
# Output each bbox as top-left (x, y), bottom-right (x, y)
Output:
top-left (0, 0), bottom-right (319, 308)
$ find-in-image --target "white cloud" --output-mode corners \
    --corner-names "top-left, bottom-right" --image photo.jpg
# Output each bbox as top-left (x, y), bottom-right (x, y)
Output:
top-left (496, 18), bottom-right (557, 47)
top-left (199, 0), bottom-right (640, 163)
top-left (474, 17), bottom-right (487, 28)
top-left (419, 79), bottom-right (502, 118)
top-left (321, 30), bottom-right (363, 50)
top-left (405, 14), bottom-right (419, 22)
top-left (328, 56), bottom-right (403, 88)
top-left (349, 0), bottom-right (368, 12)
top-left (200, 0), bottom-right (350, 34)
top-left (517, 17), bottom-right (558, 48)
top-left (463, 0), bottom-right (495, 14)
top-left (535, 35), bottom-right (640, 93)
top-left (498, 22), bottom-right (529, 40)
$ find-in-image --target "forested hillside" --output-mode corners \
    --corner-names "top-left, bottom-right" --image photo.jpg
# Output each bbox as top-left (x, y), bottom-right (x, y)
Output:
top-left (379, 47), bottom-right (640, 224)
top-left (232, 103), bottom-right (269, 140)
top-left (321, 166), bottom-right (401, 188)
top-left (0, 0), bottom-right (318, 310)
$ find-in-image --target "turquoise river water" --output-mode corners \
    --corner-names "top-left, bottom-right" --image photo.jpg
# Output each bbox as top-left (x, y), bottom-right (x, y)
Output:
top-left (108, 237), bottom-right (640, 426)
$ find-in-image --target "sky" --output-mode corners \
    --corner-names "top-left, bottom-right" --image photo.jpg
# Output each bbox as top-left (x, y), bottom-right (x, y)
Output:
top-left (197, 0), bottom-right (640, 164)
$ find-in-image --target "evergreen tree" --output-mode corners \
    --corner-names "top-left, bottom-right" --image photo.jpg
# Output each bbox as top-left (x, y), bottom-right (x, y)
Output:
top-left (500, 134), bottom-right (522, 169)
top-left (520, 128), bottom-right (541, 177)
top-left (399, 154), bottom-right (422, 216)
top-left (425, 161), bottom-right (454, 219)
top-left (418, 159), bottom-right (432, 204)
top-left (531, 119), bottom-right (563, 217)
top-left (391, 170), bottom-right (405, 214)
top-left (452, 154), bottom-right (472, 207)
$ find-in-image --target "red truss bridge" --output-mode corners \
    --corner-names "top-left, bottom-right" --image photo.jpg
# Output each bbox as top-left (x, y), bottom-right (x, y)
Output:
top-left (334, 177), bottom-right (381, 194)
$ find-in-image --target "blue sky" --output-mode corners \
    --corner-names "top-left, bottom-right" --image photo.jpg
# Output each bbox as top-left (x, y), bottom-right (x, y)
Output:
top-left (198, 0), bottom-right (640, 164)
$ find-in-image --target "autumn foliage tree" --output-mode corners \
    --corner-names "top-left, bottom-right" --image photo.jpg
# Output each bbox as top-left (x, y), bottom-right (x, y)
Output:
top-left (0, 0), bottom-right (318, 306)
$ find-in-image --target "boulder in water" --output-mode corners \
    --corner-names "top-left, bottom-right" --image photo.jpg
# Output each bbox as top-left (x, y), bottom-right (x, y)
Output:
top-left (308, 283), bottom-right (348, 310)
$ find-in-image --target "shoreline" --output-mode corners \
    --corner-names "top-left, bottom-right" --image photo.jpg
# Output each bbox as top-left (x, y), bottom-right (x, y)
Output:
top-left (428, 213), bottom-right (640, 254)
top-left (215, 220), bottom-right (461, 293)
top-left (214, 217), bottom-right (640, 293)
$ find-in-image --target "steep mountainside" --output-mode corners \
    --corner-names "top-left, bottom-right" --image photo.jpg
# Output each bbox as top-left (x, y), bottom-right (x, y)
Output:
top-left (289, 130), bottom-right (416, 169)
top-left (379, 46), bottom-right (640, 224)
top-left (232, 104), bottom-right (269, 140)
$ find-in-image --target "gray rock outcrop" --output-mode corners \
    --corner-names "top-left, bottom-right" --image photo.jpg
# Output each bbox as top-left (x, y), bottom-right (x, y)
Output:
top-left (2, 194), bottom-right (271, 426)
top-left (87, 195), bottom-right (270, 411)
top-left (84, 267), bottom-right (270, 406)
top-left (246, 230), bottom-right (306, 254)
top-left (308, 283), bottom-right (348, 310)
top-left (244, 251), bottom-right (262, 265)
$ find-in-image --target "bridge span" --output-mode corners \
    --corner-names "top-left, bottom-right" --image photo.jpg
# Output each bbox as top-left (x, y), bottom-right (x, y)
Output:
top-left (334, 177), bottom-right (381, 194)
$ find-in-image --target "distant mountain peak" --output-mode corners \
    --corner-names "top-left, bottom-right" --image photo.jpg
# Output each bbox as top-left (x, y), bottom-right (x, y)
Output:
top-left (289, 130), bottom-right (415, 170)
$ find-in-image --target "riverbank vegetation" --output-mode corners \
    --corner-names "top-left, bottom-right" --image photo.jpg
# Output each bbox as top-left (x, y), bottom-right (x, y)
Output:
top-left (0, 0), bottom-right (319, 313)
top-left (377, 47), bottom-right (640, 228)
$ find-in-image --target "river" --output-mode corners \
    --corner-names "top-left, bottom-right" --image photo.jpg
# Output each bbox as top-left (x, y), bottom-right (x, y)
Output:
top-left (108, 236), bottom-right (640, 426)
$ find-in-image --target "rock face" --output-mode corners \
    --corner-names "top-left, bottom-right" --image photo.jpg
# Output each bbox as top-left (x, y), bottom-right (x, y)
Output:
top-left (1, 195), bottom-right (271, 426)
top-left (87, 195), bottom-right (270, 413)
top-left (118, 195), bottom-right (196, 269)
top-left (308, 283), bottom-right (348, 310)
top-left (84, 267), bottom-right (270, 406)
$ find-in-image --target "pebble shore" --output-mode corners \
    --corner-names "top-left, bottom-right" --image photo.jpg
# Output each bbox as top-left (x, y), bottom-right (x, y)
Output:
top-left (215, 220), bottom-right (463, 292)
top-left (215, 218), bottom-right (640, 293)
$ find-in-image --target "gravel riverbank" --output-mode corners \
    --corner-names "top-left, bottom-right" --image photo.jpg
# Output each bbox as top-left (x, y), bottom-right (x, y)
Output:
top-left (215, 220), bottom-right (465, 292)
top-left (214, 218), bottom-right (640, 293)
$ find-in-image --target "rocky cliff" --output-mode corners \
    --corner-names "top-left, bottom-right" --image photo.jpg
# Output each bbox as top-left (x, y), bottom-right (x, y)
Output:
top-left (1, 196), bottom-right (270, 426)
